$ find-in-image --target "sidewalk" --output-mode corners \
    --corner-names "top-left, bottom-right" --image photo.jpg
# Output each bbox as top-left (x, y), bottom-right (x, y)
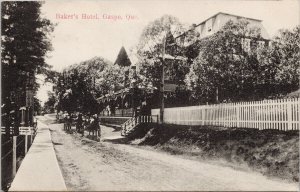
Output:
top-left (9, 119), bottom-right (67, 191)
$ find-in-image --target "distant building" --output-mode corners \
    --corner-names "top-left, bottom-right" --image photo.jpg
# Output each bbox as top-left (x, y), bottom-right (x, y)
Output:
top-left (97, 47), bottom-right (141, 117)
top-left (194, 12), bottom-right (269, 40)
top-left (177, 12), bottom-right (270, 52)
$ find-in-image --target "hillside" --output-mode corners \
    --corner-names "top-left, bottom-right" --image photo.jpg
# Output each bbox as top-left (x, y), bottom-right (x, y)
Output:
top-left (129, 125), bottom-right (299, 182)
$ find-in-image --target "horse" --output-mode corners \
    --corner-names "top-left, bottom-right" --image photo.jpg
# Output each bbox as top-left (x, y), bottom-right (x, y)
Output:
top-left (85, 116), bottom-right (101, 140)
top-left (76, 113), bottom-right (84, 134)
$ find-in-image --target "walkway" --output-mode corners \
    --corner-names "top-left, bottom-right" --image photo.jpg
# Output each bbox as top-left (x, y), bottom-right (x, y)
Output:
top-left (9, 117), bottom-right (67, 191)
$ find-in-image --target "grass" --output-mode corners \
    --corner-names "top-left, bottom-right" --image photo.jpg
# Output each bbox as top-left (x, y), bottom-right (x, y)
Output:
top-left (130, 124), bottom-right (299, 182)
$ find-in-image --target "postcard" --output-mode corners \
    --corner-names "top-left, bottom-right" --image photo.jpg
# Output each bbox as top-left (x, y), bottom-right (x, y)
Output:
top-left (1, 0), bottom-right (299, 191)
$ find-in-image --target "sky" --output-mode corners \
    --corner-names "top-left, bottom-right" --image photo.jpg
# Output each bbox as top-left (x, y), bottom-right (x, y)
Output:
top-left (36, 0), bottom-right (300, 105)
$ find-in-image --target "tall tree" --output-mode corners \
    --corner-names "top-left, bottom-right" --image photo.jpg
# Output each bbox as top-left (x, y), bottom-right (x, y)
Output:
top-left (1, 1), bottom-right (54, 107)
top-left (43, 91), bottom-right (56, 113)
top-left (269, 26), bottom-right (300, 94)
top-left (135, 15), bottom-right (186, 91)
top-left (54, 57), bottom-right (123, 114)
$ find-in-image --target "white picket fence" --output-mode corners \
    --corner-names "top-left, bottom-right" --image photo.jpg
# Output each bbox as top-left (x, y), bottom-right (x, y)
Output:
top-left (151, 98), bottom-right (300, 131)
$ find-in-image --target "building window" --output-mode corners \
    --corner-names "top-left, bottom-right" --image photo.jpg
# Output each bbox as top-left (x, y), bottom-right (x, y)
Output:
top-left (241, 38), bottom-right (251, 52)
top-left (268, 41), bottom-right (272, 48)
top-left (258, 41), bottom-right (265, 49)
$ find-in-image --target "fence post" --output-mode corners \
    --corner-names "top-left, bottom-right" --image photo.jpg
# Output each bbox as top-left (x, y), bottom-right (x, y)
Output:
top-left (30, 131), bottom-right (33, 144)
top-left (295, 98), bottom-right (300, 130)
top-left (236, 103), bottom-right (240, 128)
top-left (0, 128), bottom-right (2, 191)
top-left (201, 108), bottom-right (205, 126)
top-left (28, 135), bottom-right (31, 147)
top-left (25, 133), bottom-right (28, 154)
top-left (287, 99), bottom-right (292, 131)
top-left (12, 136), bottom-right (17, 178)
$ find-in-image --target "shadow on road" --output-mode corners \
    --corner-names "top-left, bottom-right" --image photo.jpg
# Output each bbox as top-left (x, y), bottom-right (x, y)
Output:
top-left (102, 137), bottom-right (129, 144)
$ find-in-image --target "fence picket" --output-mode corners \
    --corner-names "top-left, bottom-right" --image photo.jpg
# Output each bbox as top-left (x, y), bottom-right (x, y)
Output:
top-left (151, 98), bottom-right (300, 131)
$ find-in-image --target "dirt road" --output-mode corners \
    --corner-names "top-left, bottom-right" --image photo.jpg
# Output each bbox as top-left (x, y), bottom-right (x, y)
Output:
top-left (43, 116), bottom-right (298, 191)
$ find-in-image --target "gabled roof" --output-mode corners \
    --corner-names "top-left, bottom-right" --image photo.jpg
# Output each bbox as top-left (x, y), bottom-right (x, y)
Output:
top-left (195, 12), bottom-right (270, 40)
top-left (114, 46), bottom-right (132, 67)
top-left (197, 12), bottom-right (262, 26)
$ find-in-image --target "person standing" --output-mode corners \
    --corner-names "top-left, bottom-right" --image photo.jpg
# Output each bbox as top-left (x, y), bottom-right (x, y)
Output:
top-left (63, 112), bottom-right (67, 131)
top-left (77, 113), bottom-right (83, 135)
top-left (66, 114), bottom-right (72, 131)
top-left (93, 114), bottom-right (101, 140)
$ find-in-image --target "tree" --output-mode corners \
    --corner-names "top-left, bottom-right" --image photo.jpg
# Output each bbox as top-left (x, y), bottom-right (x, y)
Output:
top-left (95, 64), bottom-right (127, 96)
top-left (54, 57), bottom-right (124, 114)
top-left (268, 26), bottom-right (300, 94)
top-left (43, 91), bottom-right (56, 114)
top-left (1, 1), bottom-right (54, 107)
top-left (135, 15), bottom-right (186, 91)
top-left (185, 19), bottom-right (276, 103)
top-left (33, 97), bottom-right (42, 115)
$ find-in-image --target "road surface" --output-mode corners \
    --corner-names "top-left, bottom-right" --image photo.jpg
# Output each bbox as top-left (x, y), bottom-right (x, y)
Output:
top-left (43, 115), bottom-right (298, 191)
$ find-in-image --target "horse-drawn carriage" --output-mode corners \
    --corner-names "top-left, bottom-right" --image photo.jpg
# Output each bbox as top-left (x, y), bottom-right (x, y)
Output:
top-left (64, 113), bottom-right (101, 140)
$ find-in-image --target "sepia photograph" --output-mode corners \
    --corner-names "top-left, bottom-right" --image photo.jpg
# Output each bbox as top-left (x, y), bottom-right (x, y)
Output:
top-left (1, 0), bottom-right (299, 191)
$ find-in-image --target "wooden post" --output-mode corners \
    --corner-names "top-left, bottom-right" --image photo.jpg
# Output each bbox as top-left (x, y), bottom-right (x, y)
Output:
top-left (201, 108), bottom-right (205, 126)
top-left (0, 128), bottom-right (2, 191)
top-left (30, 130), bottom-right (33, 144)
top-left (297, 98), bottom-right (300, 130)
top-left (160, 34), bottom-right (166, 124)
top-left (25, 107), bottom-right (29, 127)
top-left (236, 103), bottom-right (240, 128)
top-left (28, 135), bottom-right (31, 147)
top-left (287, 99), bottom-right (292, 131)
top-left (25, 134), bottom-right (28, 154)
top-left (12, 136), bottom-right (17, 178)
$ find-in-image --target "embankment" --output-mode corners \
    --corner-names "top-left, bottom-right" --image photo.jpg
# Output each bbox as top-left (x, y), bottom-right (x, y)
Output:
top-left (129, 124), bottom-right (299, 182)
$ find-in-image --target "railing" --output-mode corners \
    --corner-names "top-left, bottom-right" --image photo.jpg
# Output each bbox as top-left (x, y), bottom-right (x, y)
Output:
top-left (121, 115), bottom-right (158, 136)
top-left (1, 123), bottom-right (38, 190)
top-left (152, 98), bottom-right (300, 131)
top-left (100, 108), bottom-right (134, 117)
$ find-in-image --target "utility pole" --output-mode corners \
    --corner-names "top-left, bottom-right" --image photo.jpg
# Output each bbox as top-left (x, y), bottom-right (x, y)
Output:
top-left (159, 29), bottom-right (190, 123)
top-left (160, 34), bottom-right (166, 124)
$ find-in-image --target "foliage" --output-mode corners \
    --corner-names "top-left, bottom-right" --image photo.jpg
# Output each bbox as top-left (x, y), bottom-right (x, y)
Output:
top-left (53, 57), bottom-right (128, 114)
top-left (185, 20), bottom-right (299, 103)
top-left (135, 15), bottom-right (187, 91)
top-left (269, 26), bottom-right (300, 93)
top-left (49, 16), bottom-right (300, 114)
top-left (43, 91), bottom-right (56, 114)
top-left (95, 64), bottom-right (128, 96)
top-left (1, 1), bottom-right (54, 107)
top-left (33, 97), bottom-right (42, 115)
